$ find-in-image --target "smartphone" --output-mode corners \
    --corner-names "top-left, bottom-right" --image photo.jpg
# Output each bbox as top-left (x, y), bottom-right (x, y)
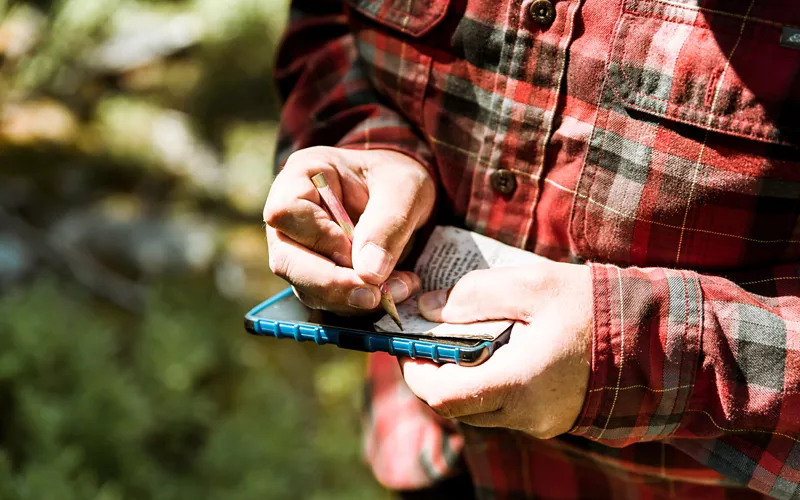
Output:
top-left (244, 288), bottom-right (511, 366)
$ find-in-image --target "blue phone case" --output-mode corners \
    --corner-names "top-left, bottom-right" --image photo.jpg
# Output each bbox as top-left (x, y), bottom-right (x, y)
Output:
top-left (244, 288), bottom-right (510, 366)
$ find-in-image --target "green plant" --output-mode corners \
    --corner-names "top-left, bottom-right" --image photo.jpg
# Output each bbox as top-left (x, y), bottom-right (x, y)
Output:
top-left (0, 278), bottom-right (383, 500)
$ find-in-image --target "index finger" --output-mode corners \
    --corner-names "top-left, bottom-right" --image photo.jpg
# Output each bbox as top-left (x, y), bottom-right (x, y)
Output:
top-left (264, 163), bottom-right (352, 265)
top-left (267, 226), bottom-right (420, 313)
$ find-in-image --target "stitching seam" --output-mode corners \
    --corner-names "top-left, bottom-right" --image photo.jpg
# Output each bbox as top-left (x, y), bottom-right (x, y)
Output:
top-left (648, 0), bottom-right (800, 30)
top-left (349, 0), bottom-right (447, 36)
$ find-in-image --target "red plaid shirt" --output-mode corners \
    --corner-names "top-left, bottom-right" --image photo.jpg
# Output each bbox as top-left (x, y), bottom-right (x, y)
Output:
top-left (275, 0), bottom-right (800, 498)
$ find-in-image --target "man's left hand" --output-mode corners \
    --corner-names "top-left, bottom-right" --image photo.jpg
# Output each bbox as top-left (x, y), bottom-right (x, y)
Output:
top-left (399, 262), bottom-right (593, 439)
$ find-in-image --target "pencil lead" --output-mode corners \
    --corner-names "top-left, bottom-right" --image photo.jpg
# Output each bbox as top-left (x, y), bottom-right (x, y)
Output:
top-left (379, 290), bottom-right (403, 331)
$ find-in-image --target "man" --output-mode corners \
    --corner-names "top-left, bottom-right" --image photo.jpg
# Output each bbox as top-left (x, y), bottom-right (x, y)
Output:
top-left (263, 0), bottom-right (800, 497)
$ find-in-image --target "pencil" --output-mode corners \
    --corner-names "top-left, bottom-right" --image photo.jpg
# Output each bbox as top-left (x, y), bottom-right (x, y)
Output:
top-left (311, 172), bottom-right (403, 330)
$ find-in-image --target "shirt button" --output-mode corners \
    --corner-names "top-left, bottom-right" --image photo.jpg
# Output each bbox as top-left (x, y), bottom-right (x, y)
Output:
top-left (490, 169), bottom-right (517, 195)
top-left (529, 0), bottom-right (555, 26)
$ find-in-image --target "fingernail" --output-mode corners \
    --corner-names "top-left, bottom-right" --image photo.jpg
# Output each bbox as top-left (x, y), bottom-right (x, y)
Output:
top-left (386, 278), bottom-right (409, 302)
top-left (418, 290), bottom-right (447, 314)
top-left (360, 243), bottom-right (392, 279)
top-left (348, 287), bottom-right (377, 309)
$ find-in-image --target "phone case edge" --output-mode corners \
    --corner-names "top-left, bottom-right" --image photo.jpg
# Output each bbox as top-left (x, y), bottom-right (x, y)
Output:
top-left (244, 288), bottom-right (507, 366)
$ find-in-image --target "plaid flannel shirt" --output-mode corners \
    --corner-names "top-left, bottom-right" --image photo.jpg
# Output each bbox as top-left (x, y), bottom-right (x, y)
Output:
top-left (274, 0), bottom-right (800, 498)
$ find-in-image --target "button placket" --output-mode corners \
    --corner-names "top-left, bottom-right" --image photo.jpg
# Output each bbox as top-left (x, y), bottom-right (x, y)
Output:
top-left (519, 0), bottom-right (581, 249)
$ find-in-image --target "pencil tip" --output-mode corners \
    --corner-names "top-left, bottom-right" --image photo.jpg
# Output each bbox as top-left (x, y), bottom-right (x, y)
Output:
top-left (379, 291), bottom-right (403, 332)
top-left (387, 307), bottom-right (403, 330)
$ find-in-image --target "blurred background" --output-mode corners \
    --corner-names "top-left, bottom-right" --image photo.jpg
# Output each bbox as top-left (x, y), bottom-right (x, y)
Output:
top-left (0, 0), bottom-right (385, 498)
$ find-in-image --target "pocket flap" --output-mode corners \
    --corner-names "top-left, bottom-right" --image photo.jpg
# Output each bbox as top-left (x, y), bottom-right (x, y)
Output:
top-left (608, 0), bottom-right (800, 146)
top-left (346, 0), bottom-right (450, 37)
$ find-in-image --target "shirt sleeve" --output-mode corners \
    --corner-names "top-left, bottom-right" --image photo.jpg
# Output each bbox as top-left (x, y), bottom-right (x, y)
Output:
top-left (571, 262), bottom-right (800, 497)
top-left (274, 0), bottom-right (435, 175)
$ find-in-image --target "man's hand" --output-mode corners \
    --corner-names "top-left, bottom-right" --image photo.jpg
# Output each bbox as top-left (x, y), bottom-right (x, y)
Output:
top-left (263, 147), bottom-right (435, 314)
top-left (400, 261), bottom-right (593, 439)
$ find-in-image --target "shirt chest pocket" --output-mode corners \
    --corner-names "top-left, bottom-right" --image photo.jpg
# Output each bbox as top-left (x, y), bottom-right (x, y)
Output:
top-left (345, 0), bottom-right (451, 127)
top-left (571, 0), bottom-right (800, 271)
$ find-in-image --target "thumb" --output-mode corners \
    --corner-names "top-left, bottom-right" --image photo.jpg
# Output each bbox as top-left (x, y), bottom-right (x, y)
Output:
top-left (418, 268), bottom-right (532, 323)
top-left (351, 154), bottom-right (434, 284)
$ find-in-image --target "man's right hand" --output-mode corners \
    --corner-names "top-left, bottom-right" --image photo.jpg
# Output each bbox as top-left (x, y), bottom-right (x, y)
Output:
top-left (263, 147), bottom-right (436, 314)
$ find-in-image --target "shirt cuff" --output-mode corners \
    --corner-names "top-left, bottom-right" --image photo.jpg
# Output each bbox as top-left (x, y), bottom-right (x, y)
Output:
top-left (570, 263), bottom-right (704, 446)
top-left (335, 114), bottom-right (438, 182)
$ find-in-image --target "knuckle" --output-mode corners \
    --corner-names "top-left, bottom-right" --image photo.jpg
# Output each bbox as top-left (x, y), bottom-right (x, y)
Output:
top-left (263, 184), bottom-right (292, 229)
top-left (284, 146), bottom-right (335, 170)
top-left (283, 149), bottom-right (311, 169)
top-left (518, 273), bottom-right (538, 296)
top-left (518, 307), bottom-right (537, 324)
top-left (262, 200), bottom-right (280, 228)
top-left (262, 202), bottom-right (271, 225)
top-left (514, 275), bottom-right (541, 321)
top-left (268, 248), bottom-right (290, 280)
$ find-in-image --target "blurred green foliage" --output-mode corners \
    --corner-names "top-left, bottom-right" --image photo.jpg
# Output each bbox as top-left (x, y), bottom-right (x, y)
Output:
top-left (0, 0), bottom-right (386, 497)
top-left (0, 278), bottom-right (383, 499)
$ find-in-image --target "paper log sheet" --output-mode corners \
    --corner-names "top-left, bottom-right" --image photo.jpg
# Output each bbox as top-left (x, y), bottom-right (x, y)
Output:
top-left (374, 226), bottom-right (546, 340)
